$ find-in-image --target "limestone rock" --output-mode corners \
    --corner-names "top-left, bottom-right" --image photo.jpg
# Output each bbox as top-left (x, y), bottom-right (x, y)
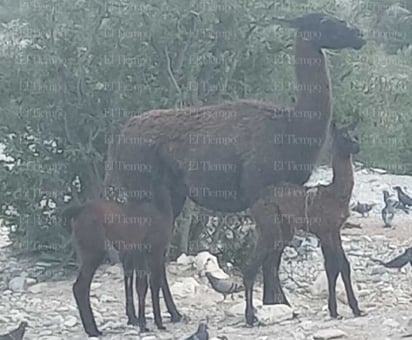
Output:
top-left (225, 299), bottom-right (262, 318)
top-left (176, 253), bottom-right (195, 266)
top-left (194, 251), bottom-right (228, 278)
top-left (313, 328), bottom-right (348, 339)
top-left (8, 276), bottom-right (27, 292)
top-left (255, 304), bottom-right (295, 325)
top-left (311, 272), bottom-right (356, 304)
top-left (170, 277), bottom-right (200, 298)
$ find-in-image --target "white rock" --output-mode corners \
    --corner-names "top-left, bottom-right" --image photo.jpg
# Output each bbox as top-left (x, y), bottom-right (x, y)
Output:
top-left (28, 282), bottom-right (48, 294)
top-left (170, 277), bottom-right (200, 298)
top-left (64, 315), bottom-right (78, 328)
top-left (313, 329), bottom-right (348, 339)
top-left (255, 304), bottom-right (294, 325)
top-left (225, 299), bottom-right (262, 317)
top-left (8, 276), bottom-right (27, 291)
top-left (194, 251), bottom-right (228, 278)
top-left (311, 272), bottom-right (354, 304)
top-left (26, 277), bottom-right (37, 285)
top-left (176, 253), bottom-right (194, 266)
top-left (382, 318), bottom-right (400, 328)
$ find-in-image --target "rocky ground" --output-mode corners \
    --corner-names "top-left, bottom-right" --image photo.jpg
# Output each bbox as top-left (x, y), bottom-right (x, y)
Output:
top-left (1, 165), bottom-right (411, 340)
top-left (0, 215), bottom-right (411, 340)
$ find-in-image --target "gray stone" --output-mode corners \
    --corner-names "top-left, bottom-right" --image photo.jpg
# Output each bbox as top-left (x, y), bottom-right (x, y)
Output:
top-left (64, 315), bottom-right (78, 328)
top-left (255, 304), bottom-right (295, 325)
top-left (8, 276), bottom-right (27, 291)
top-left (313, 328), bottom-right (348, 339)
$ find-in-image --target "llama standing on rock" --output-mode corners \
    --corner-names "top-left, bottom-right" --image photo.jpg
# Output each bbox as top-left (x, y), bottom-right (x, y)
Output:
top-left (249, 122), bottom-right (364, 320)
top-left (104, 12), bottom-right (366, 326)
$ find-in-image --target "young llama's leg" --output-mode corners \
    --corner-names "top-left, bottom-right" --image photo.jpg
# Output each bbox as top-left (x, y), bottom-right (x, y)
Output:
top-left (318, 232), bottom-right (340, 318)
top-left (121, 252), bottom-right (139, 326)
top-left (333, 232), bottom-right (364, 316)
top-left (73, 248), bottom-right (105, 337)
top-left (160, 250), bottom-right (182, 322)
top-left (148, 248), bottom-right (166, 330)
top-left (135, 266), bottom-right (149, 332)
top-left (72, 215), bottom-right (106, 337)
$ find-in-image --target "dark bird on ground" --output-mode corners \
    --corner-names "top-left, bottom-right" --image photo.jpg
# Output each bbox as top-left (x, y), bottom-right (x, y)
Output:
top-left (351, 201), bottom-right (376, 217)
top-left (184, 323), bottom-right (209, 340)
top-left (373, 247), bottom-right (412, 268)
top-left (381, 190), bottom-right (409, 228)
top-left (393, 186), bottom-right (412, 207)
top-left (205, 272), bottom-right (243, 301)
top-left (0, 321), bottom-right (28, 340)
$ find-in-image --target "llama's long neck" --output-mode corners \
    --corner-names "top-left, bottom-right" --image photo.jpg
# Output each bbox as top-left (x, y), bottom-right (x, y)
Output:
top-left (330, 152), bottom-right (354, 202)
top-left (293, 36), bottom-right (332, 139)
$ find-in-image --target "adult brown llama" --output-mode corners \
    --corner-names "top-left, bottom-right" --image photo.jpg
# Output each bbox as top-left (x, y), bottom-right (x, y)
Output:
top-left (104, 13), bottom-right (366, 326)
top-left (248, 122), bottom-right (364, 322)
top-left (62, 197), bottom-right (181, 337)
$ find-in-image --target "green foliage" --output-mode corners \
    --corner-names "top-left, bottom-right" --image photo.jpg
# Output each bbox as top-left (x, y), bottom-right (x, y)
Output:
top-left (0, 0), bottom-right (411, 267)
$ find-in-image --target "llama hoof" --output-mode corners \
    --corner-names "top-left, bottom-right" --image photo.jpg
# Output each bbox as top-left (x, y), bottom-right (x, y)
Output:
top-left (139, 325), bottom-right (150, 333)
top-left (127, 317), bottom-right (139, 326)
top-left (331, 314), bottom-right (343, 320)
top-left (156, 324), bottom-right (166, 330)
top-left (170, 312), bottom-right (183, 323)
top-left (87, 329), bottom-right (103, 337)
top-left (354, 310), bottom-right (367, 317)
top-left (245, 310), bottom-right (258, 326)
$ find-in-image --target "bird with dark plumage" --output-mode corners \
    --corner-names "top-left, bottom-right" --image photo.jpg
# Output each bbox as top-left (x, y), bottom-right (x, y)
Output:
top-left (374, 247), bottom-right (412, 268)
top-left (205, 272), bottom-right (243, 301)
top-left (351, 201), bottom-right (376, 217)
top-left (184, 323), bottom-right (209, 340)
top-left (381, 190), bottom-right (409, 228)
top-left (393, 186), bottom-right (412, 207)
top-left (0, 321), bottom-right (28, 340)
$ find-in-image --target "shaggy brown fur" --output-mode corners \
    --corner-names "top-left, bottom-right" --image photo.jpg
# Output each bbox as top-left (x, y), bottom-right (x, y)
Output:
top-left (103, 13), bottom-right (365, 325)
top-left (246, 123), bottom-right (364, 322)
top-left (62, 199), bottom-right (181, 337)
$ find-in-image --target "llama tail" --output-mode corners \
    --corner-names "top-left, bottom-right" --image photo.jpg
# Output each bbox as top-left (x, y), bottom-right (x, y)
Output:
top-left (61, 205), bottom-right (85, 232)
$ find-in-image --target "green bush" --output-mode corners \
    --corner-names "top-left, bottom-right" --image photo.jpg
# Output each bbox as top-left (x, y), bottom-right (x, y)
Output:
top-left (0, 0), bottom-right (411, 267)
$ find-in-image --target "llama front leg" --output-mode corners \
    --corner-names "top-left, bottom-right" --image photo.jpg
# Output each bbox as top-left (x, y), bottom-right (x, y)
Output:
top-left (148, 251), bottom-right (166, 330)
top-left (135, 271), bottom-right (149, 332)
top-left (319, 233), bottom-right (340, 319)
top-left (72, 251), bottom-right (105, 337)
top-left (333, 232), bottom-right (364, 317)
top-left (160, 261), bottom-right (182, 322)
top-left (121, 252), bottom-right (139, 326)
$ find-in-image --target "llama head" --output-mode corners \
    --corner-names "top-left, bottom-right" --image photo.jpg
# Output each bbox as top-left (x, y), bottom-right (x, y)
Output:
top-left (331, 121), bottom-right (360, 156)
top-left (289, 13), bottom-right (366, 50)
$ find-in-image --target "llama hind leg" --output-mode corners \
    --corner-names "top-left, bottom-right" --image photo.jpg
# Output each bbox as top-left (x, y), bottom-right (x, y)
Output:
top-left (73, 250), bottom-right (105, 337)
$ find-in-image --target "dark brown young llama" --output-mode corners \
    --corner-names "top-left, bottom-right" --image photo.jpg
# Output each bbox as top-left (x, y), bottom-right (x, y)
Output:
top-left (62, 198), bottom-right (181, 337)
top-left (249, 123), bottom-right (363, 322)
top-left (104, 13), bottom-right (366, 325)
